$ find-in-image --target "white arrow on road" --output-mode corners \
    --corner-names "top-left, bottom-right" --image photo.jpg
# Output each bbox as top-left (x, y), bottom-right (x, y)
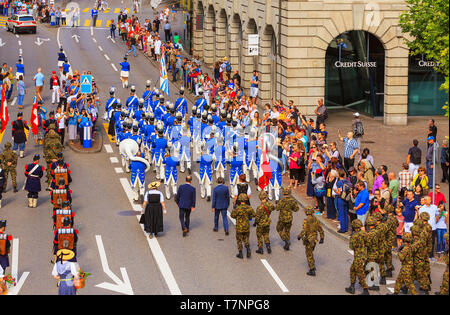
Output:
top-left (7, 239), bottom-right (30, 295)
top-left (95, 235), bottom-right (134, 295)
top-left (386, 279), bottom-right (396, 285)
top-left (35, 37), bottom-right (50, 46)
top-left (387, 287), bottom-right (394, 293)
top-left (72, 35), bottom-right (80, 43)
top-left (0, 38), bottom-right (5, 47)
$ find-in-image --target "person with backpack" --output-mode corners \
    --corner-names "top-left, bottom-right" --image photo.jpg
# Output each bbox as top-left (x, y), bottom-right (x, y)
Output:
top-left (334, 169), bottom-right (352, 233)
top-left (352, 113), bottom-right (364, 148)
top-left (407, 139), bottom-right (422, 177)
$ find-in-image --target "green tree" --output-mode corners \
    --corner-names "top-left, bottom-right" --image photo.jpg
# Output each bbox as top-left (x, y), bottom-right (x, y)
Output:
top-left (399, 0), bottom-right (449, 115)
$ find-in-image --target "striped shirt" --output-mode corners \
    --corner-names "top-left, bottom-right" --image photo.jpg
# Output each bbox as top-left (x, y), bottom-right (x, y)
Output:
top-left (343, 137), bottom-right (359, 158)
top-left (398, 170), bottom-right (412, 189)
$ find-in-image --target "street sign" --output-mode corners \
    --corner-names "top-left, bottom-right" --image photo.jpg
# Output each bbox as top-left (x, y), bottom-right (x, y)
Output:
top-left (248, 34), bottom-right (259, 56)
top-left (80, 75), bottom-right (92, 94)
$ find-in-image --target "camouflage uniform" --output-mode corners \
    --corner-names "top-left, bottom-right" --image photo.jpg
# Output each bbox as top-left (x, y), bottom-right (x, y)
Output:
top-left (411, 223), bottom-right (431, 292)
top-left (43, 129), bottom-right (63, 184)
top-left (346, 219), bottom-right (369, 294)
top-left (365, 216), bottom-right (381, 290)
top-left (384, 206), bottom-right (398, 276)
top-left (255, 191), bottom-right (275, 253)
top-left (393, 233), bottom-right (418, 295)
top-left (371, 212), bottom-right (388, 284)
top-left (276, 187), bottom-right (299, 250)
top-left (297, 207), bottom-right (324, 275)
top-left (0, 142), bottom-right (18, 191)
top-left (419, 212), bottom-right (433, 283)
top-left (230, 194), bottom-right (256, 258)
top-left (438, 233), bottom-right (448, 295)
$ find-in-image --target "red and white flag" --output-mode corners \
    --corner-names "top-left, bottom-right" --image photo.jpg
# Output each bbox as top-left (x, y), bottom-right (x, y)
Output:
top-left (0, 82), bottom-right (9, 133)
top-left (30, 96), bottom-right (39, 135)
top-left (258, 138), bottom-right (272, 190)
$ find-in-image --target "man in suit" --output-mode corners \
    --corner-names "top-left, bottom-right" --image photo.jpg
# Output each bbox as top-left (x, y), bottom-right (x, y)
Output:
top-left (212, 177), bottom-right (230, 235)
top-left (175, 176), bottom-right (196, 237)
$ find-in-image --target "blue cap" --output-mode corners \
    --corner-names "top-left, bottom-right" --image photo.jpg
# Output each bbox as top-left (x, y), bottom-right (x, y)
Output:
top-left (427, 136), bottom-right (435, 141)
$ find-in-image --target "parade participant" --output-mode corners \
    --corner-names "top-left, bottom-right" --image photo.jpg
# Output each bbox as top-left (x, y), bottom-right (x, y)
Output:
top-left (191, 109), bottom-right (202, 156)
top-left (152, 122), bottom-right (168, 180)
top-left (128, 151), bottom-right (147, 203)
top-left (179, 125), bottom-right (192, 174)
top-left (154, 98), bottom-right (167, 122)
top-left (268, 158), bottom-right (282, 202)
top-left (365, 216), bottom-right (381, 291)
top-left (194, 88), bottom-right (206, 112)
top-left (49, 71), bottom-right (61, 105)
top-left (50, 178), bottom-right (73, 210)
top-left (197, 146), bottom-right (213, 201)
top-left (0, 142), bottom-right (18, 193)
top-left (435, 232), bottom-right (448, 295)
top-left (57, 48), bottom-right (66, 73)
top-left (133, 98), bottom-right (145, 121)
top-left (142, 80), bottom-right (153, 111)
top-left (50, 153), bottom-right (72, 189)
top-left (120, 57), bottom-right (130, 88)
top-left (141, 181), bottom-right (167, 239)
top-left (372, 211), bottom-right (388, 285)
top-left (125, 85), bottom-right (139, 113)
top-left (297, 206), bottom-right (324, 276)
top-left (276, 187), bottom-right (299, 251)
top-left (213, 137), bottom-right (226, 179)
top-left (233, 174), bottom-right (251, 207)
top-left (105, 87), bottom-right (118, 121)
top-left (228, 145), bottom-right (244, 198)
top-left (51, 248), bottom-right (79, 295)
top-left (164, 150), bottom-right (179, 200)
top-left (24, 154), bottom-right (45, 208)
top-left (142, 112), bottom-right (156, 161)
top-left (176, 176), bottom-right (196, 237)
top-left (52, 201), bottom-right (74, 230)
top-left (130, 123), bottom-right (143, 152)
top-left (0, 161), bottom-right (4, 208)
top-left (108, 100), bottom-right (121, 142)
top-left (244, 134), bottom-right (259, 185)
top-left (53, 218), bottom-right (78, 263)
top-left (255, 191), bottom-right (275, 254)
top-left (175, 87), bottom-right (188, 117)
top-left (384, 205), bottom-right (398, 278)
top-left (411, 220), bottom-right (431, 294)
top-left (389, 233), bottom-right (417, 295)
top-left (150, 91), bottom-right (160, 113)
top-left (11, 112), bottom-right (29, 158)
top-left (164, 103), bottom-right (176, 138)
top-left (345, 219), bottom-right (369, 295)
top-left (43, 129), bottom-right (63, 190)
top-left (212, 177), bottom-right (230, 235)
top-left (230, 194), bottom-right (256, 259)
top-left (0, 220), bottom-right (12, 275)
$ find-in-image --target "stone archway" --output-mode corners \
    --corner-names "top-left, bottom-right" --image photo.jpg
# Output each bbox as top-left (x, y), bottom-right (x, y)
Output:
top-left (228, 14), bottom-right (243, 74)
top-left (203, 5), bottom-right (215, 65)
top-left (259, 25), bottom-right (277, 103)
top-left (215, 9), bottom-right (228, 63)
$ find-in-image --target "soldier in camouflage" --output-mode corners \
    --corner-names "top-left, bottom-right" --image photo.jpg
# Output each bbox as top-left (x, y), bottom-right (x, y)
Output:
top-left (419, 211), bottom-right (433, 285)
top-left (365, 216), bottom-right (381, 291)
top-left (230, 193), bottom-right (256, 259)
top-left (384, 205), bottom-right (398, 278)
top-left (390, 232), bottom-right (417, 295)
top-left (297, 206), bottom-right (324, 276)
top-left (255, 191), bottom-right (275, 255)
top-left (436, 232), bottom-right (448, 295)
top-left (372, 211), bottom-right (388, 285)
top-left (411, 220), bottom-right (431, 294)
top-left (43, 128), bottom-right (63, 190)
top-left (276, 187), bottom-right (299, 251)
top-left (0, 142), bottom-right (18, 192)
top-left (345, 219), bottom-right (369, 295)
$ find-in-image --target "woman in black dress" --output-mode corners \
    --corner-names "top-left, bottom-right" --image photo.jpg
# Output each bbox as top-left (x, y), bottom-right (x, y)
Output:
top-left (141, 181), bottom-right (167, 239)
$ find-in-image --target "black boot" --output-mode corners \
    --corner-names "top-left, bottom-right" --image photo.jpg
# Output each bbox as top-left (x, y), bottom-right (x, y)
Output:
top-left (207, 196), bottom-right (211, 202)
top-left (13, 187), bottom-right (18, 193)
top-left (360, 288), bottom-right (370, 295)
top-left (236, 250), bottom-right (243, 259)
top-left (368, 285), bottom-right (380, 291)
top-left (401, 285), bottom-right (408, 294)
top-left (254, 178), bottom-right (258, 186)
top-left (386, 269), bottom-right (393, 278)
top-left (255, 247), bottom-right (263, 254)
top-left (187, 168), bottom-right (191, 175)
top-left (283, 241), bottom-right (289, 251)
top-left (266, 244), bottom-right (272, 254)
top-left (253, 221), bottom-right (257, 227)
top-left (246, 246), bottom-right (251, 258)
top-left (306, 269), bottom-right (316, 276)
top-left (379, 276), bottom-right (386, 285)
top-left (345, 283), bottom-right (355, 294)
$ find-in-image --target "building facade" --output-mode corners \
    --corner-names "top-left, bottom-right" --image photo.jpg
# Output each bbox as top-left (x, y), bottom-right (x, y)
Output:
top-left (192, 0), bottom-right (447, 125)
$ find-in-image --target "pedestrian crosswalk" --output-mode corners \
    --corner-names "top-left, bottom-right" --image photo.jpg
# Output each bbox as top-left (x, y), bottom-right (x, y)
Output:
top-left (0, 16), bottom-right (7, 27)
top-left (80, 19), bottom-right (111, 27)
top-left (67, 8), bottom-right (130, 13)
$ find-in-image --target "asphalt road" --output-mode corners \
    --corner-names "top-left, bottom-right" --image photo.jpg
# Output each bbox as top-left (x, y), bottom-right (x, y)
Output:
top-left (0, 0), bottom-right (446, 295)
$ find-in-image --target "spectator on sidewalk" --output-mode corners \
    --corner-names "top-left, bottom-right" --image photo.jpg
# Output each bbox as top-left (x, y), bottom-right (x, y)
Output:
top-left (441, 139), bottom-right (449, 183)
top-left (338, 129), bottom-right (359, 173)
top-left (418, 196), bottom-right (439, 258)
top-left (314, 98), bottom-right (328, 126)
top-left (412, 166), bottom-right (429, 193)
top-left (353, 181), bottom-right (370, 226)
top-left (435, 201), bottom-right (448, 257)
top-left (407, 139), bottom-right (422, 177)
top-left (17, 75), bottom-right (26, 110)
top-left (427, 119), bottom-right (437, 143)
top-left (402, 190), bottom-right (419, 233)
top-left (351, 112), bottom-right (364, 148)
top-left (334, 169), bottom-right (350, 233)
top-left (388, 172), bottom-right (399, 205)
top-left (395, 204), bottom-right (405, 249)
top-left (398, 163), bottom-right (413, 191)
top-left (163, 20), bottom-right (171, 42)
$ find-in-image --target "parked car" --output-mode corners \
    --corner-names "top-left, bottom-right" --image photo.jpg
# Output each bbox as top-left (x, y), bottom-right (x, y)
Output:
top-left (6, 14), bottom-right (37, 34)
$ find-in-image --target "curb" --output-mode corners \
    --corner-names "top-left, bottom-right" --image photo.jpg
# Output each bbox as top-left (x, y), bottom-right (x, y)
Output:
top-left (67, 128), bottom-right (103, 154)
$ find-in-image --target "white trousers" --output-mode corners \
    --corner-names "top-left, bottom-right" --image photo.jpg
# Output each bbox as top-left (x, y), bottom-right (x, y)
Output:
top-left (52, 86), bottom-right (60, 104)
top-left (408, 163), bottom-right (419, 178)
top-left (200, 175), bottom-right (211, 198)
top-left (165, 175), bottom-right (177, 199)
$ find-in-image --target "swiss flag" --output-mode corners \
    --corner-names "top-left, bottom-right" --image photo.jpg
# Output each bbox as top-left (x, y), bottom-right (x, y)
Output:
top-left (258, 138), bottom-right (272, 191)
top-left (30, 96), bottom-right (39, 135)
top-left (0, 83), bottom-right (9, 133)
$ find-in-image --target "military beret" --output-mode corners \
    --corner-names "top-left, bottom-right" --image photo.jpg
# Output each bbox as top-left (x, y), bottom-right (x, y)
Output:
top-left (282, 186), bottom-right (291, 195)
top-left (351, 219), bottom-right (363, 229)
top-left (259, 191), bottom-right (268, 200)
top-left (402, 232), bottom-right (412, 243)
top-left (419, 212), bottom-right (430, 221)
top-left (237, 193), bottom-right (249, 202)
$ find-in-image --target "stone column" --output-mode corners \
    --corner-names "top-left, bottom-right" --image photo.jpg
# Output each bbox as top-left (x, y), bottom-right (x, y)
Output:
top-left (229, 18), bottom-right (241, 73)
top-left (258, 30), bottom-right (274, 105)
top-left (192, 1), bottom-right (203, 59)
top-left (215, 13), bottom-right (227, 61)
top-left (203, 8), bottom-right (215, 65)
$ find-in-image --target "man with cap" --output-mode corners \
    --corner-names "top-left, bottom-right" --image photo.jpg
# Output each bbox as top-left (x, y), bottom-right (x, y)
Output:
top-left (230, 194), bottom-right (256, 259)
top-left (24, 154), bottom-right (45, 208)
top-left (50, 153), bottom-right (72, 190)
top-left (11, 112), bottom-right (30, 158)
top-left (50, 178), bottom-right (73, 210)
top-left (141, 80), bottom-right (153, 109)
top-left (0, 142), bottom-right (18, 193)
top-left (120, 56), bottom-right (130, 88)
top-left (426, 136), bottom-right (438, 189)
top-left (49, 70), bottom-right (61, 105)
top-left (129, 151), bottom-right (148, 203)
top-left (352, 112), bottom-right (364, 148)
top-left (255, 191), bottom-right (275, 254)
top-left (44, 129), bottom-right (63, 189)
top-left (152, 122), bottom-right (168, 180)
top-left (52, 201), bottom-right (74, 230)
top-left (175, 87), bottom-right (188, 118)
top-left (194, 88), bottom-right (206, 113)
top-left (276, 187), bottom-right (300, 251)
top-left (105, 87), bottom-right (118, 121)
top-left (345, 219), bottom-right (369, 295)
top-left (0, 220), bottom-right (12, 275)
top-left (297, 206), bottom-right (324, 276)
top-left (110, 99), bottom-right (122, 143)
top-left (125, 85), bottom-right (139, 113)
top-left (197, 146), bottom-right (214, 201)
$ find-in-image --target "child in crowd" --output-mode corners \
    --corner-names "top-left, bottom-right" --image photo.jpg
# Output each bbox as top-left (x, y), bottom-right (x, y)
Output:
top-left (395, 204), bottom-right (405, 249)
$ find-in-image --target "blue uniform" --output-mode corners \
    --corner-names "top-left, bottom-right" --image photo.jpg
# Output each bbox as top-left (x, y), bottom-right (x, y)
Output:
top-left (195, 98), bottom-right (207, 112)
top-left (105, 97), bottom-right (117, 119)
top-left (165, 156), bottom-right (179, 184)
top-left (142, 90), bottom-right (153, 111)
top-left (129, 159), bottom-right (146, 187)
top-left (228, 157), bottom-right (243, 185)
top-left (198, 154), bottom-right (213, 182)
top-left (125, 95), bottom-right (139, 112)
top-left (154, 104), bottom-right (166, 121)
top-left (152, 137), bottom-right (168, 165)
top-left (174, 97), bottom-right (188, 117)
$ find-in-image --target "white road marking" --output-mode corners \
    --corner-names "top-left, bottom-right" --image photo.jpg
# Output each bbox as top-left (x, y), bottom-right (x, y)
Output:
top-left (72, 34), bottom-right (80, 43)
top-left (92, 38), bottom-right (97, 43)
top-left (0, 38), bottom-right (5, 47)
top-left (18, 40), bottom-right (21, 46)
top-left (104, 144), bottom-right (113, 153)
top-left (119, 177), bottom-right (181, 295)
top-left (15, 34), bottom-right (19, 38)
top-left (387, 287), bottom-right (394, 293)
top-left (107, 36), bottom-right (116, 43)
top-left (348, 250), bottom-right (354, 255)
top-left (90, 26), bottom-right (93, 36)
top-left (386, 280), bottom-right (396, 285)
top-left (260, 259), bottom-right (289, 293)
top-left (104, 54), bottom-right (110, 61)
top-left (98, 45), bottom-right (103, 51)
top-left (19, 48), bottom-right (22, 55)
top-left (95, 235), bottom-right (134, 295)
top-left (9, 239), bottom-right (30, 295)
top-left (111, 63), bottom-right (118, 72)
top-left (115, 167), bottom-right (124, 173)
top-left (11, 97), bottom-right (17, 106)
top-left (110, 156), bottom-right (119, 163)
